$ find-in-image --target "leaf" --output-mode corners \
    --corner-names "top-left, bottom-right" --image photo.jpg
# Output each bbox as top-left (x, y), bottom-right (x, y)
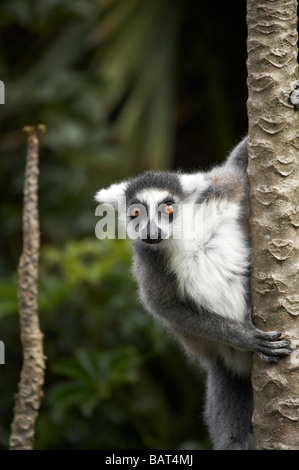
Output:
top-left (99, 0), bottom-right (180, 169)
top-left (48, 382), bottom-right (97, 414)
top-left (52, 357), bottom-right (94, 384)
top-left (50, 347), bottom-right (143, 417)
top-left (0, 279), bottom-right (18, 318)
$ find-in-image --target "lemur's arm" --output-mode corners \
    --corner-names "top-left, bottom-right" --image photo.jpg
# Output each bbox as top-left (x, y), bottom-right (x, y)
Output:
top-left (157, 297), bottom-right (291, 362)
top-left (137, 245), bottom-right (291, 363)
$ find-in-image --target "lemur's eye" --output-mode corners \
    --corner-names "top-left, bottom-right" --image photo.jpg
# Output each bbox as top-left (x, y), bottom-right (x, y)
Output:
top-left (164, 204), bottom-right (174, 215)
top-left (131, 207), bottom-right (141, 217)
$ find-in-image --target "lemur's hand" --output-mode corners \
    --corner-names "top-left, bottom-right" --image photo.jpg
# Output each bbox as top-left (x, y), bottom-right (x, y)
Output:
top-left (249, 328), bottom-right (291, 362)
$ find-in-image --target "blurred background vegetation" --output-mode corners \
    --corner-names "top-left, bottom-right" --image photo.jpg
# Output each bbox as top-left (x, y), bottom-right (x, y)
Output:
top-left (0, 0), bottom-right (248, 449)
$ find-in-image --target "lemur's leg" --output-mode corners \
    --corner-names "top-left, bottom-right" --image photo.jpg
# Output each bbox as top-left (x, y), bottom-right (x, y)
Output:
top-left (204, 359), bottom-right (254, 450)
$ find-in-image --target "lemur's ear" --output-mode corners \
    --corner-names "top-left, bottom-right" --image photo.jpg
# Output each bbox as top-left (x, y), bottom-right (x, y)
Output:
top-left (94, 181), bottom-right (127, 209)
top-left (224, 136), bottom-right (248, 172)
top-left (179, 173), bottom-right (209, 196)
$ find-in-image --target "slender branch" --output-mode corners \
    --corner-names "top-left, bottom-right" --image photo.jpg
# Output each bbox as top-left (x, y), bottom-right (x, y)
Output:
top-left (9, 125), bottom-right (46, 450)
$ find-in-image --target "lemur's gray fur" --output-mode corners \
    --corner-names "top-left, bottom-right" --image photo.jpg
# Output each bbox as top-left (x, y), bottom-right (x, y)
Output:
top-left (95, 137), bottom-right (291, 450)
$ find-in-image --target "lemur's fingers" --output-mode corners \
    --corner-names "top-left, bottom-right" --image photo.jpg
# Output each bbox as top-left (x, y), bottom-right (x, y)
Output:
top-left (261, 339), bottom-right (291, 350)
top-left (257, 348), bottom-right (292, 362)
top-left (256, 330), bottom-right (282, 341)
top-left (258, 345), bottom-right (292, 357)
top-left (251, 327), bottom-right (292, 362)
top-left (256, 338), bottom-right (292, 362)
top-left (257, 352), bottom-right (280, 363)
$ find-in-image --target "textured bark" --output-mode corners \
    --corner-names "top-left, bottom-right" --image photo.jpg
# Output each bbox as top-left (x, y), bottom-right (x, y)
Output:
top-left (9, 126), bottom-right (46, 450)
top-left (246, 0), bottom-right (299, 450)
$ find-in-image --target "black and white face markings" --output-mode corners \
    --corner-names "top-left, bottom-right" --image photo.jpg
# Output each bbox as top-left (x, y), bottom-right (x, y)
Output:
top-left (127, 192), bottom-right (178, 244)
top-left (123, 171), bottom-right (183, 244)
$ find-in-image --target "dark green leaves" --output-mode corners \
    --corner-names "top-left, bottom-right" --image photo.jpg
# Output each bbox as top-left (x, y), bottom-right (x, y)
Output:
top-left (50, 348), bottom-right (142, 417)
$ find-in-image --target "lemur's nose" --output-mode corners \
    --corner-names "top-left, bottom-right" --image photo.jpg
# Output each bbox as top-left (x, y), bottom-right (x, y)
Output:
top-left (143, 222), bottom-right (165, 244)
top-left (147, 222), bottom-right (161, 239)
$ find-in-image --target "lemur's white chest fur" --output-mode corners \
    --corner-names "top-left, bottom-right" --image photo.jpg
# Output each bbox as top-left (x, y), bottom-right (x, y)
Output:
top-left (166, 198), bottom-right (249, 322)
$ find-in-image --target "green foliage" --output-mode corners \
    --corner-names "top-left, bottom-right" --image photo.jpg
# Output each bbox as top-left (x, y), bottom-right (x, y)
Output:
top-left (51, 347), bottom-right (142, 414)
top-left (0, 278), bottom-right (18, 319)
top-left (37, 239), bottom-right (206, 450)
top-left (99, 0), bottom-right (181, 170)
top-left (0, 237), bottom-right (206, 449)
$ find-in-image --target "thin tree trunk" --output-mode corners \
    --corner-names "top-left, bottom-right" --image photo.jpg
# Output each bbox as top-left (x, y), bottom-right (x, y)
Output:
top-left (246, 0), bottom-right (299, 450)
top-left (9, 126), bottom-right (46, 450)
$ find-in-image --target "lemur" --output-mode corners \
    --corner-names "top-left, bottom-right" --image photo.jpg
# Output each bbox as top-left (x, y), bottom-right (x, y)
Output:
top-left (95, 137), bottom-right (291, 450)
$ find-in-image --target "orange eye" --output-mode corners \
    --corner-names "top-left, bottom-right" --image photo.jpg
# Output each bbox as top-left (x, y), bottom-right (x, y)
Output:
top-left (164, 204), bottom-right (174, 215)
top-left (131, 207), bottom-right (141, 217)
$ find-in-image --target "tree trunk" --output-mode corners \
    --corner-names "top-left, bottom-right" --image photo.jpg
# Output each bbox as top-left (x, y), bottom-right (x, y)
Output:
top-left (9, 126), bottom-right (46, 450)
top-left (246, 0), bottom-right (299, 450)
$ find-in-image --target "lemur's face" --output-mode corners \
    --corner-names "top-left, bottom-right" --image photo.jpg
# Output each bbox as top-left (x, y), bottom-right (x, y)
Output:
top-left (126, 189), bottom-right (178, 244)
top-left (95, 170), bottom-right (210, 245)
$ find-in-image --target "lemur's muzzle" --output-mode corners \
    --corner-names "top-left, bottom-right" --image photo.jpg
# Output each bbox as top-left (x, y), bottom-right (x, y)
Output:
top-left (142, 221), bottom-right (165, 244)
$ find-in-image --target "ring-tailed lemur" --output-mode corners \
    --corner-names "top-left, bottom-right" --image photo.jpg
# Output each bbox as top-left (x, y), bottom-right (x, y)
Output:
top-left (95, 137), bottom-right (291, 450)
